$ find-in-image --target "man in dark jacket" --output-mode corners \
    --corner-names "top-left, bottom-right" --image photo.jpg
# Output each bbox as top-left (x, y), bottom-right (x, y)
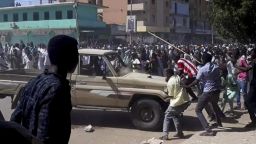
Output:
top-left (11, 35), bottom-right (79, 144)
top-left (245, 48), bottom-right (256, 128)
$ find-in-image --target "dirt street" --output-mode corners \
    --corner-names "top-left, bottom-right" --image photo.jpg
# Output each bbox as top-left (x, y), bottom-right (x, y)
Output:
top-left (1, 97), bottom-right (200, 144)
top-left (1, 96), bottom-right (252, 144)
top-left (69, 105), bottom-right (202, 144)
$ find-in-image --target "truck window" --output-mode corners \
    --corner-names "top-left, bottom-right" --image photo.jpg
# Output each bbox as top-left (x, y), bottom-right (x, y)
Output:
top-left (80, 55), bottom-right (112, 77)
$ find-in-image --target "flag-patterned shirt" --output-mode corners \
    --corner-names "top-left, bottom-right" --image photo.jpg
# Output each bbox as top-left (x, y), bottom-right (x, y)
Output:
top-left (177, 58), bottom-right (198, 78)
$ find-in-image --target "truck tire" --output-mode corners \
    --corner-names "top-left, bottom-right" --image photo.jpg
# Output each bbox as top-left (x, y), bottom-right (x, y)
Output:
top-left (131, 99), bottom-right (164, 131)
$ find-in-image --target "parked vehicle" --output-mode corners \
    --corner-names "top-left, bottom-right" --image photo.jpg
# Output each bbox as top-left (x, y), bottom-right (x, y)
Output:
top-left (0, 49), bottom-right (169, 130)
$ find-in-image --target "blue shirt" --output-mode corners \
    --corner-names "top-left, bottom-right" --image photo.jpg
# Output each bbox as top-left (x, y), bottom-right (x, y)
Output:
top-left (196, 62), bottom-right (221, 92)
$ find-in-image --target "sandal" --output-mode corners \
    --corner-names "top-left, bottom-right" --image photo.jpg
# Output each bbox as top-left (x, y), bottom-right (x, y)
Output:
top-left (199, 131), bottom-right (216, 136)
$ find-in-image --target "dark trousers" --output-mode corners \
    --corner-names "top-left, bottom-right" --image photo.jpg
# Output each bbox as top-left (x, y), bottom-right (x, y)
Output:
top-left (195, 90), bottom-right (222, 131)
top-left (185, 77), bottom-right (198, 99)
top-left (245, 84), bottom-right (256, 123)
top-left (0, 111), bottom-right (4, 121)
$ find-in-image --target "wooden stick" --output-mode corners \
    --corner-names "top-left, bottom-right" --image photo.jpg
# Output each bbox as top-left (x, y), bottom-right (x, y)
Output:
top-left (147, 31), bottom-right (201, 63)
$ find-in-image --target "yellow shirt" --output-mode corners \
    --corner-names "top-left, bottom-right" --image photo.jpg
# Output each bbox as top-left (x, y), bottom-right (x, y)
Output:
top-left (167, 75), bottom-right (190, 107)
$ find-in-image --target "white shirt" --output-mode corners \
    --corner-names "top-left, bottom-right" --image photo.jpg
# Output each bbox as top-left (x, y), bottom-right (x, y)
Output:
top-left (227, 61), bottom-right (235, 76)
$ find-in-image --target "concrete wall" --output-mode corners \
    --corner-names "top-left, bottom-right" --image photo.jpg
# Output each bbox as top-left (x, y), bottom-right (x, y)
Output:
top-left (102, 0), bottom-right (127, 25)
top-left (0, 3), bottom-right (106, 44)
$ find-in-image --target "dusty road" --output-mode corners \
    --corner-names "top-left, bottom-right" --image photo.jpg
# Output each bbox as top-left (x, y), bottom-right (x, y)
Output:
top-left (69, 107), bottom-right (202, 144)
top-left (0, 96), bottom-right (203, 144)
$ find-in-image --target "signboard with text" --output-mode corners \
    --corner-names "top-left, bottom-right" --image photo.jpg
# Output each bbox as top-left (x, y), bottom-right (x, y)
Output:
top-left (126, 15), bottom-right (137, 33)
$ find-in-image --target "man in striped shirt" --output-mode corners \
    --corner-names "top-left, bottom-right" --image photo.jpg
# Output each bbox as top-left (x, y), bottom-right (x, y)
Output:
top-left (177, 54), bottom-right (198, 101)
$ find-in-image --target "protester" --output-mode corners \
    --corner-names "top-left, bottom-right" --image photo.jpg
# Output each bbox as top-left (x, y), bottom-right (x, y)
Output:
top-left (177, 54), bottom-right (198, 101)
top-left (10, 35), bottom-right (79, 144)
top-left (221, 56), bottom-right (238, 113)
top-left (244, 48), bottom-right (256, 128)
top-left (184, 52), bottom-right (222, 136)
top-left (235, 49), bottom-right (250, 110)
top-left (160, 68), bottom-right (190, 140)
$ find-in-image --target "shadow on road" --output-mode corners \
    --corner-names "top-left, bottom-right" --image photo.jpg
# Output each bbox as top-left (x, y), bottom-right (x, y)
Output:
top-left (71, 109), bottom-right (135, 129)
top-left (215, 127), bottom-right (255, 133)
top-left (182, 116), bottom-right (203, 131)
top-left (71, 109), bottom-right (202, 132)
top-left (169, 134), bottom-right (193, 140)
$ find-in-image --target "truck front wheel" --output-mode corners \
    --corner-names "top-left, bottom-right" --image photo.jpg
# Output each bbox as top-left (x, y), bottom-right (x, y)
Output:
top-left (131, 99), bottom-right (164, 131)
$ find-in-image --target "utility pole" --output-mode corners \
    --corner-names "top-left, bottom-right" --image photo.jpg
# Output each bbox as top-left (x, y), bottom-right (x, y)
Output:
top-left (205, 0), bottom-right (214, 44)
top-left (130, 0), bottom-right (133, 45)
top-left (211, 25), bottom-right (214, 45)
top-left (74, 0), bottom-right (80, 44)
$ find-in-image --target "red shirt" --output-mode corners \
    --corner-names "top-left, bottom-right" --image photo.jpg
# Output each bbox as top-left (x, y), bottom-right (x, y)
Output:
top-left (177, 58), bottom-right (198, 78)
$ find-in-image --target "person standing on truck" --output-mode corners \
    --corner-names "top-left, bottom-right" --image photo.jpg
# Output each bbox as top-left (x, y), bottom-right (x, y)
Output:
top-left (159, 68), bottom-right (190, 140)
top-left (10, 35), bottom-right (79, 144)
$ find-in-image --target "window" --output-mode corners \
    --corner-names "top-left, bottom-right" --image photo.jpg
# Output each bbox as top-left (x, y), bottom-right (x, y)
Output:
top-left (23, 13), bottom-right (27, 21)
top-left (3, 14), bottom-right (8, 22)
top-left (55, 11), bottom-right (62, 19)
top-left (80, 55), bottom-right (111, 76)
top-left (151, 0), bottom-right (155, 5)
top-left (33, 12), bottom-right (39, 21)
top-left (183, 18), bottom-right (187, 26)
top-left (67, 10), bottom-right (73, 19)
top-left (44, 12), bottom-right (49, 20)
top-left (151, 14), bottom-right (156, 24)
top-left (13, 13), bottom-right (19, 22)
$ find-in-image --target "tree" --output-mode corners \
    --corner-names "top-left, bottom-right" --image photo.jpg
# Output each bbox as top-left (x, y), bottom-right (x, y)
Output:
top-left (211, 0), bottom-right (256, 43)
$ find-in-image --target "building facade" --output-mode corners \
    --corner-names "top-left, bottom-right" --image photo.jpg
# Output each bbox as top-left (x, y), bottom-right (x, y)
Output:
top-left (0, 0), bottom-right (15, 8)
top-left (127, 0), bottom-right (170, 33)
top-left (15, 0), bottom-right (57, 6)
top-left (58, 0), bottom-right (103, 5)
top-left (189, 0), bottom-right (212, 40)
top-left (0, 2), bottom-right (106, 45)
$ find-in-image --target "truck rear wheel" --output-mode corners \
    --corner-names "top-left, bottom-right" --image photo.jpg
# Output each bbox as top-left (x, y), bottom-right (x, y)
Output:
top-left (131, 99), bottom-right (164, 131)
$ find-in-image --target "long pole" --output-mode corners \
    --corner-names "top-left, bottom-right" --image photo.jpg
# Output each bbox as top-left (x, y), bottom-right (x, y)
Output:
top-left (211, 25), bottom-right (214, 44)
top-left (74, 0), bottom-right (80, 43)
top-left (147, 31), bottom-right (201, 63)
top-left (206, 0), bottom-right (214, 44)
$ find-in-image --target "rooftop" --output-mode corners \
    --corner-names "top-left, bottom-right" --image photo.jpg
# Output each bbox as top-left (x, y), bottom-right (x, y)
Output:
top-left (0, 2), bottom-right (99, 11)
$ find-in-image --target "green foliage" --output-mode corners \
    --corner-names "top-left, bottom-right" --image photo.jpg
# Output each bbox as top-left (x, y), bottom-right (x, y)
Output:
top-left (212, 0), bottom-right (256, 43)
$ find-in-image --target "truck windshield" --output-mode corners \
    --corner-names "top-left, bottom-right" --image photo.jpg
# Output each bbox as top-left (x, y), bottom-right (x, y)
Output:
top-left (105, 53), bottom-right (130, 76)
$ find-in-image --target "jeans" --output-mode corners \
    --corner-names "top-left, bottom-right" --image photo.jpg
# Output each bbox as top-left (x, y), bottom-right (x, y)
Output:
top-left (195, 90), bottom-right (222, 131)
top-left (237, 79), bottom-right (248, 106)
top-left (163, 102), bottom-right (190, 136)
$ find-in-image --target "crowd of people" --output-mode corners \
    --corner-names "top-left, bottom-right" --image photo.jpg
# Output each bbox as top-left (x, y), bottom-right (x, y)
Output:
top-left (0, 41), bottom-right (50, 71)
top-left (1, 37), bottom-right (256, 143)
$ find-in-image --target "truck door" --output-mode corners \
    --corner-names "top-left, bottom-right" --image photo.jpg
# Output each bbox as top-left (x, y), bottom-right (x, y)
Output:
top-left (74, 55), bottom-right (118, 107)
